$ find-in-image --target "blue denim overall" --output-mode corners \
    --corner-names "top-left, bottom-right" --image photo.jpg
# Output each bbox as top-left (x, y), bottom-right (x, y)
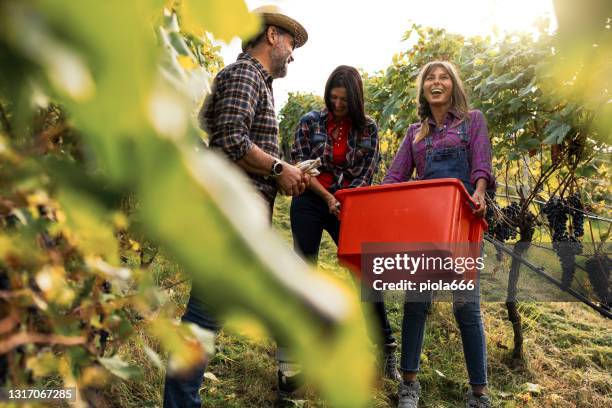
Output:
top-left (400, 119), bottom-right (487, 386)
top-left (423, 120), bottom-right (474, 194)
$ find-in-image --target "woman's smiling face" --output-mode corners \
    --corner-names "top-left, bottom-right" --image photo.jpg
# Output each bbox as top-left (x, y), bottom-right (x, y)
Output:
top-left (423, 66), bottom-right (453, 108)
top-left (330, 87), bottom-right (348, 118)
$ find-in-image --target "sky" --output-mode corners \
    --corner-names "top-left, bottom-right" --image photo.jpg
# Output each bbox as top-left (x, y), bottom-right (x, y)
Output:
top-left (217, 0), bottom-right (558, 112)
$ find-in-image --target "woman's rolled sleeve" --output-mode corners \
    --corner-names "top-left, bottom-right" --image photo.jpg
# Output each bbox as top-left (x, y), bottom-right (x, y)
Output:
top-left (382, 126), bottom-right (416, 184)
top-left (469, 110), bottom-right (495, 189)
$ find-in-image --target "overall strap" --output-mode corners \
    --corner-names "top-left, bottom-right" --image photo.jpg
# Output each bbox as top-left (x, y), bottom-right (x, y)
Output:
top-left (424, 122), bottom-right (434, 148)
top-left (459, 119), bottom-right (469, 143)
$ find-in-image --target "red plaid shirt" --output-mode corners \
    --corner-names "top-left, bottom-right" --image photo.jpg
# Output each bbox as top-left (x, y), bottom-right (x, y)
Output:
top-left (291, 109), bottom-right (380, 192)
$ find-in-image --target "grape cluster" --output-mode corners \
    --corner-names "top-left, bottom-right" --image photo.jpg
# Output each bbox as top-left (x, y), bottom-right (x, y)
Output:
top-left (485, 203), bottom-right (496, 236)
top-left (494, 202), bottom-right (521, 242)
top-left (543, 196), bottom-right (584, 289)
top-left (585, 255), bottom-right (611, 309)
top-left (485, 201), bottom-right (503, 261)
top-left (567, 192), bottom-right (585, 237)
top-left (485, 200), bottom-right (524, 262)
top-left (542, 197), bottom-right (569, 240)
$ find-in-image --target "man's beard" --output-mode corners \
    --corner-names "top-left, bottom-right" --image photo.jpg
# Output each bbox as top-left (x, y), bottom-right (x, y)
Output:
top-left (270, 47), bottom-right (288, 79)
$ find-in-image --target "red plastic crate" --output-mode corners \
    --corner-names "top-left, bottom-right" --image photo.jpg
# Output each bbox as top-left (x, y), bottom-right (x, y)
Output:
top-left (334, 178), bottom-right (487, 278)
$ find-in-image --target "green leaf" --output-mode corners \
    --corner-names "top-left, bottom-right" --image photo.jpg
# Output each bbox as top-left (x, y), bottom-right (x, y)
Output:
top-left (99, 356), bottom-right (143, 381)
top-left (507, 72), bottom-right (525, 85)
top-left (507, 151), bottom-right (521, 161)
top-left (512, 115), bottom-right (531, 132)
top-left (543, 121), bottom-right (571, 144)
top-left (575, 163), bottom-right (598, 178)
top-left (57, 190), bottom-right (119, 263)
top-left (143, 346), bottom-right (163, 370)
top-left (519, 84), bottom-right (535, 97)
top-left (508, 97), bottom-right (522, 113)
top-left (522, 382), bottom-right (543, 395)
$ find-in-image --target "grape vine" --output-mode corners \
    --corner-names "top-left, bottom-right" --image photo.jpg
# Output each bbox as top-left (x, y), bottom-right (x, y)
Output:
top-left (542, 195), bottom-right (584, 289)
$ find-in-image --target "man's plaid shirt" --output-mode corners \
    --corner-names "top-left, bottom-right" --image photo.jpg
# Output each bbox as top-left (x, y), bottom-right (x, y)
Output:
top-left (199, 52), bottom-right (279, 203)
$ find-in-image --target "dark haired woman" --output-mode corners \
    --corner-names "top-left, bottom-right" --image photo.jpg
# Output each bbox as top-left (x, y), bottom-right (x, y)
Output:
top-left (290, 65), bottom-right (400, 381)
top-left (383, 61), bottom-right (494, 408)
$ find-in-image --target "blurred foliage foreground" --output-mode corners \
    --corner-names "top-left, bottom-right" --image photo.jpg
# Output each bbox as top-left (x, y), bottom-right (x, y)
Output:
top-left (0, 1), bottom-right (374, 406)
top-left (0, 0), bottom-right (610, 407)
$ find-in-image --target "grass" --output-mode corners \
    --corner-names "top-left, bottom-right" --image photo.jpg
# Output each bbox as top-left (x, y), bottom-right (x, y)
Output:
top-left (102, 195), bottom-right (611, 407)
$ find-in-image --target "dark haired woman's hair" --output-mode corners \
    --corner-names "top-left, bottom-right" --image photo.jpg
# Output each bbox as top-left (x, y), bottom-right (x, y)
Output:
top-left (324, 65), bottom-right (367, 136)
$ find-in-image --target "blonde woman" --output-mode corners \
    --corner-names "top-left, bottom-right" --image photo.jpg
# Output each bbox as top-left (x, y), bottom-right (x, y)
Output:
top-left (383, 61), bottom-right (494, 408)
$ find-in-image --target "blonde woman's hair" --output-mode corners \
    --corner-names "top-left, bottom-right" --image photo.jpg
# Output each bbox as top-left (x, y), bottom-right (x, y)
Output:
top-left (414, 61), bottom-right (470, 143)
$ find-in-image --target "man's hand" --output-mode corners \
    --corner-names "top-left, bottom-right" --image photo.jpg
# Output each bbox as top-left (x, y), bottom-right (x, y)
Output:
top-left (277, 162), bottom-right (306, 196)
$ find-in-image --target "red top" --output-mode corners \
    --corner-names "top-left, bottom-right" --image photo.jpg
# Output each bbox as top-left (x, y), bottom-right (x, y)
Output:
top-left (317, 114), bottom-right (350, 190)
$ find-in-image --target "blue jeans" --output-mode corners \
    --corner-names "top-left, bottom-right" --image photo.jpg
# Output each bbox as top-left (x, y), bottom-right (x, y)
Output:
top-left (163, 289), bottom-right (295, 408)
top-left (163, 198), bottom-right (280, 408)
top-left (290, 191), bottom-right (396, 347)
top-left (162, 290), bottom-right (218, 408)
top-left (400, 290), bottom-right (487, 386)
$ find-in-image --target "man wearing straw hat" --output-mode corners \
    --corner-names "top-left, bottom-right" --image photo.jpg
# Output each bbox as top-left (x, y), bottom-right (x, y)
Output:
top-left (163, 5), bottom-right (310, 407)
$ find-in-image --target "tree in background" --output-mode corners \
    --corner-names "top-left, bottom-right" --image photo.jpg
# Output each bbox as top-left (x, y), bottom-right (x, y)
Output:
top-left (552, 0), bottom-right (611, 140)
top-left (278, 92), bottom-right (324, 160)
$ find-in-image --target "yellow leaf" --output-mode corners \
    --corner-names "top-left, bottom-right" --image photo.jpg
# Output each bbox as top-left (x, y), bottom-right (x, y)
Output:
top-left (177, 55), bottom-right (197, 70)
top-left (57, 190), bottom-right (119, 263)
top-left (36, 265), bottom-right (75, 305)
top-left (225, 312), bottom-right (270, 342)
top-left (112, 212), bottom-right (128, 229)
top-left (181, 0), bottom-right (261, 43)
top-left (129, 239), bottom-right (141, 251)
top-left (26, 351), bottom-right (59, 378)
top-left (79, 365), bottom-right (109, 387)
top-left (149, 318), bottom-right (213, 375)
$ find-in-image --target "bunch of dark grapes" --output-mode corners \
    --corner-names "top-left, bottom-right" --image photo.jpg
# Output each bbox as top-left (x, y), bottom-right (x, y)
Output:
top-left (494, 202), bottom-right (520, 242)
top-left (567, 192), bottom-right (585, 237)
top-left (542, 197), bottom-right (568, 241)
top-left (485, 200), bottom-right (504, 261)
top-left (585, 255), bottom-right (611, 309)
top-left (543, 196), bottom-right (583, 289)
top-left (484, 201), bottom-right (521, 262)
top-left (485, 201), bottom-right (496, 236)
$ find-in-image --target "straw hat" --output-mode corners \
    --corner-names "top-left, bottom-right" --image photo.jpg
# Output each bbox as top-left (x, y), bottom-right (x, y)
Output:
top-left (249, 5), bottom-right (308, 49)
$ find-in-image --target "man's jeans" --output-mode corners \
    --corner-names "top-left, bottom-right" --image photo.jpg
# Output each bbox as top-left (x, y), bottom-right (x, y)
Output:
top-left (163, 292), bottom-right (218, 408)
top-left (163, 197), bottom-right (277, 408)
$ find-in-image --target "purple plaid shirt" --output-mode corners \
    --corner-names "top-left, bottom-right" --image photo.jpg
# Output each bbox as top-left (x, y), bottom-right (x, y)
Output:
top-left (199, 52), bottom-right (279, 202)
top-left (383, 109), bottom-right (495, 189)
top-left (291, 109), bottom-right (380, 192)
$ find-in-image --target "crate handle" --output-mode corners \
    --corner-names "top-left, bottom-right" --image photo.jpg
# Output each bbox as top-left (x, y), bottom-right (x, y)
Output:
top-left (466, 196), bottom-right (489, 229)
top-left (465, 195), bottom-right (480, 210)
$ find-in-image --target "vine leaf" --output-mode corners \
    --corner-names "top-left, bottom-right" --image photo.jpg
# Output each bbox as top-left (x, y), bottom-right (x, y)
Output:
top-left (98, 356), bottom-right (144, 381)
top-left (543, 121), bottom-right (571, 144)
